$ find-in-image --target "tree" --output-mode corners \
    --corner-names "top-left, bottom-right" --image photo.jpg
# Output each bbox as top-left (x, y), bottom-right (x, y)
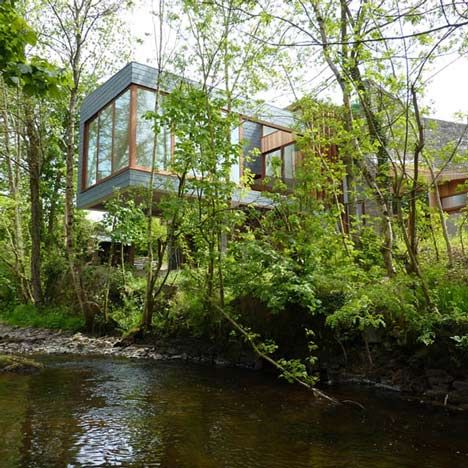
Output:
top-left (26, 0), bottom-right (131, 324)
top-left (0, 1), bottom-right (63, 305)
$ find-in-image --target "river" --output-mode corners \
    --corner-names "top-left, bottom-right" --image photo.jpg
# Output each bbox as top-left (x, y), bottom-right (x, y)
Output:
top-left (0, 355), bottom-right (467, 467)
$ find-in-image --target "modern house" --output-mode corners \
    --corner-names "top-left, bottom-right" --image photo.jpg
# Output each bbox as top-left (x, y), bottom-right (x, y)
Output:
top-left (77, 62), bottom-right (467, 218)
top-left (77, 62), bottom-right (300, 212)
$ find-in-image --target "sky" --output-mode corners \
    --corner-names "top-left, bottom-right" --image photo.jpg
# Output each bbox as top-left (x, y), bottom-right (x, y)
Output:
top-left (125, 3), bottom-right (468, 123)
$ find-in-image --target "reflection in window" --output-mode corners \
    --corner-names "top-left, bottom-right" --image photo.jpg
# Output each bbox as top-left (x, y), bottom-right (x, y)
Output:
top-left (284, 144), bottom-right (295, 179)
top-left (114, 91), bottom-right (130, 171)
top-left (87, 118), bottom-right (98, 187)
top-left (136, 88), bottom-right (156, 168)
top-left (230, 125), bottom-right (241, 183)
top-left (97, 105), bottom-right (113, 180)
top-left (156, 126), bottom-right (171, 171)
top-left (263, 125), bottom-right (277, 136)
top-left (136, 88), bottom-right (171, 170)
top-left (265, 149), bottom-right (281, 177)
top-left (441, 192), bottom-right (467, 210)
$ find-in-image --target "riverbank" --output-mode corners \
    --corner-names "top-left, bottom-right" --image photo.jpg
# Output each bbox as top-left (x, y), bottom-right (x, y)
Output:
top-left (1, 323), bottom-right (467, 411)
top-left (0, 323), bottom-right (258, 367)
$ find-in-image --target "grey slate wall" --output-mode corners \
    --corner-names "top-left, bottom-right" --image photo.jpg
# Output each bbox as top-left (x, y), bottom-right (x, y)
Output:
top-left (423, 118), bottom-right (468, 173)
top-left (77, 170), bottom-right (131, 209)
top-left (242, 120), bottom-right (263, 175)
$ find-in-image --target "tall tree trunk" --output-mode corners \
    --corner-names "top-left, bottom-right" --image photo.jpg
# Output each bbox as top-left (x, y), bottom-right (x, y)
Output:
top-left (313, 2), bottom-right (395, 275)
top-left (25, 109), bottom-right (43, 305)
top-left (64, 90), bottom-right (77, 254)
top-left (1, 87), bottom-right (32, 302)
top-left (64, 87), bottom-right (88, 322)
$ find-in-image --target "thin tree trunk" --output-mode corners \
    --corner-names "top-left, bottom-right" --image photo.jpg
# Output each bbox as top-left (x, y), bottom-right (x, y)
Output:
top-left (429, 214), bottom-right (440, 261)
top-left (395, 198), bottom-right (436, 311)
top-left (408, 85), bottom-right (424, 264)
top-left (429, 165), bottom-right (453, 267)
top-left (64, 87), bottom-right (89, 322)
top-left (65, 90), bottom-right (77, 254)
top-left (460, 216), bottom-right (466, 257)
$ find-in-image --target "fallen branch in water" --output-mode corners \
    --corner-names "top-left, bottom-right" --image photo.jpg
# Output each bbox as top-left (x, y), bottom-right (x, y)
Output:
top-left (214, 304), bottom-right (340, 405)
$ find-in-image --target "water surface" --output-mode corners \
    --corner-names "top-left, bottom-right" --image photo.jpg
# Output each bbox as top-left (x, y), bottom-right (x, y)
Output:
top-left (0, 355), bottom-right (466, 467)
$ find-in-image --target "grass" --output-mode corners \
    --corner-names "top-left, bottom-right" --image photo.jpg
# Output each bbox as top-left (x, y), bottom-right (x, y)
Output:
top-left (0, 304), bottom-right (84, 332)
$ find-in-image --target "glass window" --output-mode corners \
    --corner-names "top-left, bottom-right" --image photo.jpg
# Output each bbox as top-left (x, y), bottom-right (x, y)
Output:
top-left (441, 192), bottom-right (467, 210)
top-left (97, 104), bottom-right (113, 180)
top-left (156, 125), bottom-right (171, 171)
top-left (136, 88), bottom-right (156, 168)
top-left (230, 125), bottom-right (241, 183)
top-left (263, 125), bottom-right (277, 136)
top-left (265, 149), bottom-right (281, 177)
top-left (86, 118), bottom-right (98, 187)
top-left (283, 144), bottom-right (296, 179)
top-left (113, 90), bottom-right (130, 171)
top-left (231, 125), bottom-right (240, 144)
top-left (136, 88), bottom-right (171, 170)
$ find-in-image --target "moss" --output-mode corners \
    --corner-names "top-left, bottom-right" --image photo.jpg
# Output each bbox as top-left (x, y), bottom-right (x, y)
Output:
top-left (0, 354), bottom-right (44, 373)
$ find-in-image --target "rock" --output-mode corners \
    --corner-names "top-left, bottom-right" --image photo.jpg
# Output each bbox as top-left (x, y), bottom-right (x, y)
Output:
top-left (425, 369), bottom-right (454, 386)
top-left (430, 383), bottom-right (450, 393)
top-left (425, 389), bottom-right (449, 401)
top-left (452, 380), bottom-right (468, 392)
top-left (0, 354), bottom-right (44, 374)
top-left (447, 390), bottom-right (468, 405)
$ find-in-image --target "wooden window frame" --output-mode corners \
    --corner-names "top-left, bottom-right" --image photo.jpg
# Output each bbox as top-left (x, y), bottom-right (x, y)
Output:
top-left (82, 87), bottom-right (133, 192)
top-left (262, 142), bottom-right (296, 181)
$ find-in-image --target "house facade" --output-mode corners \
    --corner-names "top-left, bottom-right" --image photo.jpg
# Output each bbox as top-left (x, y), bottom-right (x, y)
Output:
top-left (77, 62), bottom-right (300, 212)
top-left (78, 62), bottom-right (467, 217)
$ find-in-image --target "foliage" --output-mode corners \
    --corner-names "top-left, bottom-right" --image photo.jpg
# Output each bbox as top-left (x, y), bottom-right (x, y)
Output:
top-left (0, 0), bottom-right (467, 395)
top-left (0, 304), bottom-right (84, 331)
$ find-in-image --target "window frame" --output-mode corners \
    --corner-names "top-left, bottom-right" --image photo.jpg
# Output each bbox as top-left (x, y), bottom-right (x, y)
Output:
top-left (82, 84), bottom-right (175, 192)
top-left (82, 86), bottom-right (132, 191)
top-left (261, 142), bottom-right (297, 181)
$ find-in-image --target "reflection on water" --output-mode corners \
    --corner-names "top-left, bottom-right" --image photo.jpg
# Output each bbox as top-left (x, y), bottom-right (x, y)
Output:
top-left (0, 356), bottom-right (467, 467)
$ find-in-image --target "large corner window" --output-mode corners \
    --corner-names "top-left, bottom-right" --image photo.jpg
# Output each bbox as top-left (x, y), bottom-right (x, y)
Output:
top-left (283, 143), bottom-right (295, 179)
top-left (97, 104), bottom-right (113, 180)
top-left (136, 88), bottom-right (171, 171)
top-left (84, 85), bottom-right (173, 190)
top-left (114, 91), bottom-right (130, 171)
top-left (84, 89), bottom-right (131, 189)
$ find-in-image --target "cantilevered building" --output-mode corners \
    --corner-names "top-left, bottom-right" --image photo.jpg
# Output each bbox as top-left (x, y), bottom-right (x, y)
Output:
top-left (77, 62), bottom-right (300, 212)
